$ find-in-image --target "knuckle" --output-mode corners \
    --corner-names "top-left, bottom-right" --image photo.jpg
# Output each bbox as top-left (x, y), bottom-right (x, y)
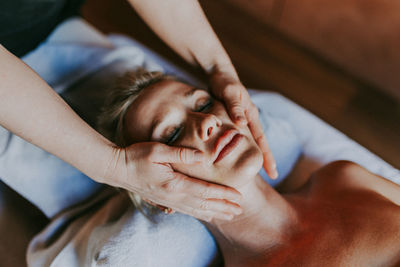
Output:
top-left (221, 199), bottom-right (231, 205)
top-left (223, 84), bottom-right (239, 98)
top-left (174, 177), bottom-right (186, 192)
top-left (163, 176), bottom-right (186, 194)
top-left (199, 199), bottom-right (210, 210)
top-left (188, 207), bottom-right (202, 218)
top-left (232, 102), bottom-right (244, 110)
top-left (201, 183), bottom-right (212, 197)
top-left (226, 83), bottom-right (238, 92)
top-left (161, 180), bottom-right (178, 193)
top-left (255, 135), bottom-right (266, 144)
top-left (177, 148), bottom-right (189, 162)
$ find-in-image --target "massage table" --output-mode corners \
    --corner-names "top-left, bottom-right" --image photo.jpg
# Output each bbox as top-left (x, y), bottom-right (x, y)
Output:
top-left (0, 18), bottom-right (399, 266)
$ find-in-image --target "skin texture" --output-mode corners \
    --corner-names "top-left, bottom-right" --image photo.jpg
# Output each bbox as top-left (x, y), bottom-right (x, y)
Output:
top-left (125, 80), bottom-right (400, 266)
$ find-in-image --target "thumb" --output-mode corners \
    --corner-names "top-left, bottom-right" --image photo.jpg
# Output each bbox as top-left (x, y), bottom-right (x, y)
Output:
top-left (221, 84), bottom-right (247, 125)
top-left (151, 144), bottom-right (205, 164)
top-left (227, 99), bottom-right (247, 125)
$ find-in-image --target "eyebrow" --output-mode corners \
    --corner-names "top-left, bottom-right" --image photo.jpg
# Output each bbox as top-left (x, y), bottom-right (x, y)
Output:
top-left (149, 87), bottom-right (200, 140)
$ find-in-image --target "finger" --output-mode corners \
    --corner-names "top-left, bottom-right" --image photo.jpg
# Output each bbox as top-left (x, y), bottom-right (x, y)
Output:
top-left (142, 199), bottom-right (174, 213)
top-left (200, 211), bottom-right (236, 222)
top-left (142, 197), bottom-right (158, 206)
top-left (247, 107), bottom-right (278, 179)
top-left (257, 133), bottom-right (278, 179)
top-left (178, 207), bottom-right (235, 222)
top-left (150, 144), bottom-right (205, 164)
top-left (220, 85), bottom-right (248, 125)
top-left (150, 196), bottom-right (231, 221)
top-left (227, 99), bottom-right (247, 125)
top-left (264, 149), bottom-right (278, 179)
top-left (167, 173), bottom-right (242, 202)
top-left (194, 198), bottom-right (242, 215)
top-left (168, 198), bottom-right (241, 219)
top-left (139, 196), bottom-right (220, 220)
top-left (145, 192), bottom-right (240, 221)
top-left (213, 81), bottom-right (250, 125)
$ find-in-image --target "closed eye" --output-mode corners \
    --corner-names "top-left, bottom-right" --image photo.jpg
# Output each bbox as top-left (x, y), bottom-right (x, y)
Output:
top-left (195, 98), bottom-right (213, 113)
top-left (165, 126), bottom-right (183, 145)
top-left (164, 96), bottom-right (212, 144)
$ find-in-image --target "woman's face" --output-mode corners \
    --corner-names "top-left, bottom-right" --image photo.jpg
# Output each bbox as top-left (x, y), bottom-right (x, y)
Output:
top-left (124, 79), bottom-right (263, 187)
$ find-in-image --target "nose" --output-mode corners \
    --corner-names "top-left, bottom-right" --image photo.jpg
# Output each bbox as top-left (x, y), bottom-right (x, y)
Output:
top-left (192, 113), bottom-right (222, 141)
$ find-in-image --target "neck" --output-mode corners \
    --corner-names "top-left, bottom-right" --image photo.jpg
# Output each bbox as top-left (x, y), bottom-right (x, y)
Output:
top-left (205, 175), bottom-right (298, 261)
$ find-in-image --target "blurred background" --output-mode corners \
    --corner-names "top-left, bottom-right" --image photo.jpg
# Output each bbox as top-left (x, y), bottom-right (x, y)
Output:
top-left (82, 0), bottom-right (400, 169)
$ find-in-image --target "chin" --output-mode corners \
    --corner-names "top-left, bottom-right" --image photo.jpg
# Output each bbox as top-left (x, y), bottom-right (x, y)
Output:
top-left (229, 146), bottom-right (263, 188)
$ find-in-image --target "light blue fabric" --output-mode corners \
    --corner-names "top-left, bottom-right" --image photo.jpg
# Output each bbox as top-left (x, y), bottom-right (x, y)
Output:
top-left (0, 124), bottom-right (104, 219)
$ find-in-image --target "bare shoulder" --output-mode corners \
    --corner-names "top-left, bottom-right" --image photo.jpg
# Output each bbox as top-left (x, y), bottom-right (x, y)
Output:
top-left (308, 160), bottom-right (400, 205)
top-left (284, 161), bottom-right (400, 265)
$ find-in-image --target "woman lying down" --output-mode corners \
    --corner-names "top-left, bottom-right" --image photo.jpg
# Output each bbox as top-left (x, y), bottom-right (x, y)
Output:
top-left (96, 69), bottom-right (400, 266)
top-left (29, 69), bottom-right (400, 266)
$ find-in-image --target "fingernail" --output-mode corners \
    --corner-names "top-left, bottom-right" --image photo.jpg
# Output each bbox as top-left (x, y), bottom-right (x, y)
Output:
top-left (235, 192), bottom-right (243, 201)
top-left (236, 116), bottom-right (246, 124)
top-left (230, 192), bottom-right (242, 202)
top-left (236, 115), bottom-right (245, 121)
top-left (271, 169), bottom-right (279, 179)
top-left (194, 150), bottom-right (205, 162)
top-left (272, 161), bottom-right (277, 169)
top-left (232, 207), bottom-right (243, 215)
top-left (203, 217), bottom-right (212, 223)
top-left (224, 214), bottom-right (234, 220)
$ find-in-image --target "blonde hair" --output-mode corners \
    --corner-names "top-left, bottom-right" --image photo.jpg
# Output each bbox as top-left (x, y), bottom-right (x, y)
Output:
top-left (97, 68), bottom-right (173, 212)
top-left (98, 68), bottom-right (169, 146)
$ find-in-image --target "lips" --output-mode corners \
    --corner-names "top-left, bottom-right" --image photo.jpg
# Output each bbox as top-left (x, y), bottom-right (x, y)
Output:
top-left (213, 129), bottom-right (244, 163)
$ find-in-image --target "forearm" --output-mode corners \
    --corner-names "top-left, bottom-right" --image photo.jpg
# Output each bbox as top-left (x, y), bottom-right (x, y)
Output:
top-left (128, 0), bottom-right (238, 78)
top-left (0, 45), bottom-right (114, 182)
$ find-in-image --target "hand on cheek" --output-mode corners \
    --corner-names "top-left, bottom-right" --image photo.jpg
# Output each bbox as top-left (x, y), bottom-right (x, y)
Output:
top-left (209, 71), bottom-right (278, 179)
top-left (107, 142), bottom-right (243, 222)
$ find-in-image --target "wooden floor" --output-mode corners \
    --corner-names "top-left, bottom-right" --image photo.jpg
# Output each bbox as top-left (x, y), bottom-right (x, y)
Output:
top-left (82, 0), bottom-right (400, 169)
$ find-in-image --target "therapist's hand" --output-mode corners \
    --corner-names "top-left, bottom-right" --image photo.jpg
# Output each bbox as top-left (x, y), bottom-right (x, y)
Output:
top-left (104, 142), bottom-right (243, 222)
top-left (209, 69), bottom-right (278, 179)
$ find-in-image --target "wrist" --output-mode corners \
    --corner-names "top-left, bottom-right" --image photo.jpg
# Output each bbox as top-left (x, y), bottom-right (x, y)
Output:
top-left (207, 62), bottom-right (240, 83)
top-left (99, 144), bottom-right (127, 187)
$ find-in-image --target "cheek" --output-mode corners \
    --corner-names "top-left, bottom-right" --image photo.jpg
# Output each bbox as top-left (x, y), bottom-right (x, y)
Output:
top-left (237, 146), bottom-right (263, 175)
top-left (223, 141), bottom-right (263, 187)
